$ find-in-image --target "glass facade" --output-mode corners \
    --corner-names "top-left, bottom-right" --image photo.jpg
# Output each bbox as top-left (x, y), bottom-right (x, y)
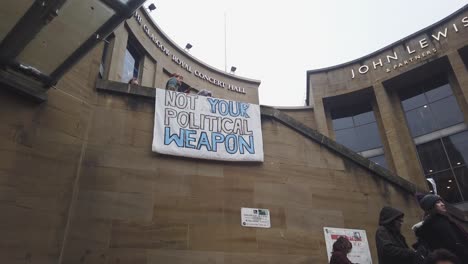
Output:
top-left (121, 41), bottom-right (140, 83)
top-left (401, 83), bottom-right (464, 137)
top-left (417, 131), bottom-right (468, 203)
top-left (369, 154), bottom-right (387, 169)
top-left (400, 80), bottom-right (467, 203)
top-left (332, 107), bottom-right (387, 168)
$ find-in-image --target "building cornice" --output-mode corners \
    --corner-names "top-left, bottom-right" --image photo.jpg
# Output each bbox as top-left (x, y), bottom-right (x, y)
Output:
top-left (306, 4), bottom-right (467, 75)
top-left (305, 4), bottom-right (468, 105)
top-left (137, 7), bottom-right (261, 85)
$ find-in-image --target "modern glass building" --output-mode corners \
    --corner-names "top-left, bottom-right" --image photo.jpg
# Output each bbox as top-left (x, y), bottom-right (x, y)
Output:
top-left (308, 6), bottom-right (468, 209)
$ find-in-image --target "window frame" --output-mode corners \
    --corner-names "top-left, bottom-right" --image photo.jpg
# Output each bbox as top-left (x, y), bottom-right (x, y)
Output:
top-left (121, 35), bottom-right (143, 84)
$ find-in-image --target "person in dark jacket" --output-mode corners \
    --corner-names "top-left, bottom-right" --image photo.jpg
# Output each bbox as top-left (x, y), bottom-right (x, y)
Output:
top-left (329, 236), bottom-right (353, 264)
top-left (415, 194), bottom-right (468, 263)
top-left (375, 206), bottom-right (423, 264)
top-left (424, 249), bottom-right (460, 264)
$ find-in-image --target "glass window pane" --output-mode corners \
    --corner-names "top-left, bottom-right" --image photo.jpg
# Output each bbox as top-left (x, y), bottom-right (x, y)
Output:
top-left (369, 154), bottom-right (387, 169)
top-left (430, 96), bottom-right (464, 129)
top-left (18, 0), bottom-right (115, 74)
top-left (428, 171), bottom-right (463, 204)
top-left (99, 37), bottom-right (112, 78)
top-left (405, 106), bottom-right (438, 137)
top-left (335, 128), bottom-right (359, 152)
top-left (353, 111), bottom-right (376, 126)
top-left (425, 83), bottom-right (453, 103)
top-left (355, 122), bottom-right (382, 151)
top-left (402, 93), bottom-right (428, 112)
top-left (443, 131), bottom-right (468, 168)
top-left (122, 49), bottom-right (136, 83)
top-left (332, 117), bottom-right (353, 130)
top-left (416, 140), bottom-right (451, 174)
top-left (0, 1), bottom-right (34, 43)
top-left (454, 167), bottom-right (468, 202)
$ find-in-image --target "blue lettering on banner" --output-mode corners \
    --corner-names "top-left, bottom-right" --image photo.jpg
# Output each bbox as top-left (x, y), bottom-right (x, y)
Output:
top-left (164, 127), bottom-right (184, 147)
top-left (225, 134), bottom-right (238, 154)
top-left (196, 132), bottom-right (212, 151)
top-left (207, 98), bottom-right (250, 118)
top-left (185, 129), bottom-right (197, 149)
top-left (239, 136), bottom-right (255, 154)
top-left (211, 132), bottom-right (225, 152)
top-left (164, 127), bottom-right (255, 154)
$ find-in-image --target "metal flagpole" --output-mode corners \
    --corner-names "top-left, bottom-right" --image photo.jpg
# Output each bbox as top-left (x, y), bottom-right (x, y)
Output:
top-left (224, 11), bottom-right (227, 72)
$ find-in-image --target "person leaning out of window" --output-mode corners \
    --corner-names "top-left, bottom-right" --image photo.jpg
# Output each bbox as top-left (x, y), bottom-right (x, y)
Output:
top-left (197, 89), bottom-right (212, 97)
top-left (166, 73), bottom-right (183, 91)
top-left (128, 77), bottom-right (139, 85)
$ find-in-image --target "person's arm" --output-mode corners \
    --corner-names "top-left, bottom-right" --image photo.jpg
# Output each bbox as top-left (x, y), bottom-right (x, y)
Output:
top-left (376, 228), bottom-right (416, 259)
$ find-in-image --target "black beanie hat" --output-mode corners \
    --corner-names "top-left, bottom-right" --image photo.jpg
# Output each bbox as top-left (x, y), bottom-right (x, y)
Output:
top-left (379, 206), bottom-right (404, 225)
top-left (419, 194), bottom-right (441, 211)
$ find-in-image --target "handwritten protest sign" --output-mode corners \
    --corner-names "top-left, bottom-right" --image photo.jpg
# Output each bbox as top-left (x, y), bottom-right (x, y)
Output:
top-left (152, 89), bottom-right (264, 162)
top-left (323, 227), bottom-right (372, 264)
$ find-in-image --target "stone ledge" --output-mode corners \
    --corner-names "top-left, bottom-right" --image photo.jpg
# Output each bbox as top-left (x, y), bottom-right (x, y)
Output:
top-left (95, 79), bottom-right (424, 194)
top-left (96, 79), bottom-right (156, 98)
top-left (95, 80), bottom-right (467, 222)
top-left (261, 105), bottom-right (425, 195)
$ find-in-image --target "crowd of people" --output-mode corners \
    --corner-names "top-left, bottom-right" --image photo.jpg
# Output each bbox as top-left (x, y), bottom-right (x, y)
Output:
top-left (330, 193), bottom-right (468, 264)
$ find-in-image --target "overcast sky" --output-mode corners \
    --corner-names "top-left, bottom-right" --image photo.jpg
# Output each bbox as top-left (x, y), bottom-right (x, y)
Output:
top-left (144, 0), bottom-right (467, 106)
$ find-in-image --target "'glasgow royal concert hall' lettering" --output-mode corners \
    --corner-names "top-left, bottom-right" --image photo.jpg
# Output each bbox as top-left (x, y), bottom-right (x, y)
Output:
top-left (134, 12), bottom-right (246, 94)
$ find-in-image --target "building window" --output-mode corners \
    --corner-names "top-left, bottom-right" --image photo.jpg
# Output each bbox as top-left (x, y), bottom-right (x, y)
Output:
top-left (121, 40), bottom-right (141, 83)
top-left (369, 154), bottom-right (387, 169)
top-left (99, 35), bottom-right (114, 79)
top-left (332, 108), bottom-right (383, 152)
top-left (400, 81), bottom-right (464, 137)
top-left (332, 106), bottom-right (387, 168)
top-left (417, 130), bottom-right (468, 203)
top-left (399, 77), bottom-right (467, 203)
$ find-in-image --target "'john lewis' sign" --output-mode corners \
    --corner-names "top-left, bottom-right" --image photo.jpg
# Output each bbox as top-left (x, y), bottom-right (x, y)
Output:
top-left (350, 15), bottom-right (468, 79)
top-left (152, 89), bottom-right (264, 162)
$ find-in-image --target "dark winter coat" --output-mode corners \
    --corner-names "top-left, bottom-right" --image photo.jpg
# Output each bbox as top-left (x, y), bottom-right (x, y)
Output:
top-left (375, 207), bottom-right (421, 264)
top-left (329, 251), bottom-right (353, 264)
top-left (415, 213), bottom-right (468, 263)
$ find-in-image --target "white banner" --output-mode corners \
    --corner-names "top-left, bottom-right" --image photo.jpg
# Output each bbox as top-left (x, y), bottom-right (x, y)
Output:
top-left (323, 227), bottom-right (372, 264)
top-left (152, 89), bottom-right (264, 162)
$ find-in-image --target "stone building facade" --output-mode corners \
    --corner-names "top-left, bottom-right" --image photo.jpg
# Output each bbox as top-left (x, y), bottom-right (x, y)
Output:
top-left (0, 5), bottom-right (466, 264)
top-left (308, 5), bottom-right (468, 210)
top-left (103, 10), bottom-right (261, 103)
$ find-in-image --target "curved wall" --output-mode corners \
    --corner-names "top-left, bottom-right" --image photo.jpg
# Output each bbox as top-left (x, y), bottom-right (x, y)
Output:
top-left (307, 6), bottom-right (468, 101)
top-left (105, 7), bottom-right (261, 104)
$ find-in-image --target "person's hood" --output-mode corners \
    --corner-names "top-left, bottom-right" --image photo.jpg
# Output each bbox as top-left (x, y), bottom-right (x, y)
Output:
top-left (379, 206), bottom-right (404, 225)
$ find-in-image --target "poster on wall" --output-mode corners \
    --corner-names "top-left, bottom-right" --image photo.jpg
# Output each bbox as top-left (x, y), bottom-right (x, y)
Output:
top-left (152, 89), bottom-right (264, 162)
top-left (323, 227), bottom-right (372, 264)
top-left (241, 207), bottom-right (271, 228)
